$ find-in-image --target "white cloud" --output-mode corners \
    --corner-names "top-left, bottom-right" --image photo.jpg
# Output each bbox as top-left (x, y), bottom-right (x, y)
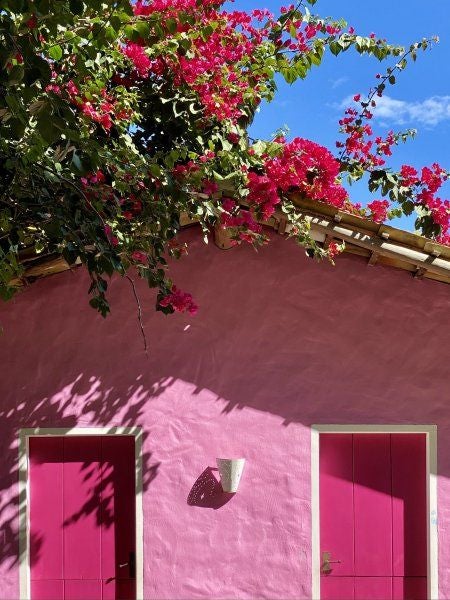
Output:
top-left (340, 94), bottom-right (450, 127)
top-left (330, 76), bottom-right (349, 89)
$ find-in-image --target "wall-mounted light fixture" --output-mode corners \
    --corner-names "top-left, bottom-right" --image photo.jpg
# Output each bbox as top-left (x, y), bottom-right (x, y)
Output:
top-left (216, 458), bottom-right (246, 493)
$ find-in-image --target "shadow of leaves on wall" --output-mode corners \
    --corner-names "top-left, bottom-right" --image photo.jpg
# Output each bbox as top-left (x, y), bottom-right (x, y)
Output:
top-left (0, 372), bottom-right (165, 571)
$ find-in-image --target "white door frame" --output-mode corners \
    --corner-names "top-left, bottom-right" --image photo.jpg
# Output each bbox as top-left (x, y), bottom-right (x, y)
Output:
top-left (311, 424), bottom-right (438, 600)
top-left (18, 427), bottom-right (144, 600)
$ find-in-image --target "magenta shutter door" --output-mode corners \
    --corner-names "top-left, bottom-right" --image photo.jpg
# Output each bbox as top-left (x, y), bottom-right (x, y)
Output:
top-left (319, 433), bottom-right (427, 600)
top-left (29, 436), bottom-right (136, 600)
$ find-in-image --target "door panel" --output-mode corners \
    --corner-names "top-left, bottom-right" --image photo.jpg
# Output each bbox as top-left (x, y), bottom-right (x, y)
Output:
top-left (29, 437), bottom-right (64, 581)
top-left (354, 434), bottom-right (392, 576)
top-left (319, 434), bottom-right (354, 576)
top-left (391, 434), bottom-right (427, 576)
top-left (101, 436), bottom-right (136, 581)
top-left (319, 433), bottom-right (427, 600)
top-left (29, 435), bottom-right (136, 600)
top-left (63, 436), bottom-right (102, 580)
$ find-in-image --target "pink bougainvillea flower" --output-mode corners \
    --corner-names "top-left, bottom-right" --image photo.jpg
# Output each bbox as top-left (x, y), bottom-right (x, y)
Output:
top-left (131, 251), bottom-right (148, 264)
top-left (327, 241), bottom-right (343, 259)
top-left (159, 286), bottom-right (198, 315)
top-left (26, 14), bottom-right (37, 28)
top-left (104, 225), bottom-right (118, 247)
top-left (400, 164), bottom-right (419, 187)
top-left (227, 132), bottom-right (240, 144)
top-left (367, 199), bottom-right (389, 223)
top-left (202, 180), bottom-right (219, 196)
top-left (121, 43), bottom-right (151, 78)
top-left (222, 197), bottom-right (237, 212)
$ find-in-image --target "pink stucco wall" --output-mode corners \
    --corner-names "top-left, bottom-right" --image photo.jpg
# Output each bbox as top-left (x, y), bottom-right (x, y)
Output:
top-left (0, 229), bottom-right (449, 599)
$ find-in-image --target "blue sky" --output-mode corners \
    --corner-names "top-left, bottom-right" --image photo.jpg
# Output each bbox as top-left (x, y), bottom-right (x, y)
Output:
top-left (233, 0), bottom-right (450, 230)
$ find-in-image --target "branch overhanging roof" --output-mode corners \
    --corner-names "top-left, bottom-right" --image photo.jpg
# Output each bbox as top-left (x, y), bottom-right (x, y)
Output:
top-left (10, 195), bottom-right (450, 289)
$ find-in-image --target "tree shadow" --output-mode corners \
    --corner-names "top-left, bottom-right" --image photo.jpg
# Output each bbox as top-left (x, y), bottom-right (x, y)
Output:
top-left (0, 372), bottom-right (166, 572)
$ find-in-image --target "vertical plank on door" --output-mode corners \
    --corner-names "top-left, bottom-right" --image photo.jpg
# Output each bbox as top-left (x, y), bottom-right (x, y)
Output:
top-left (29, 437), bottom-right (64, 583)
top-left (353, 434), bottom-right (392, 576)
top-left (391, 434), bottom-right (427, 577)
top-left (319, 434), bottom-right (354, 577)
top-left (101, 436), bottom-right (136, 582)
top-left (63, 436), bottom-right (102, 581)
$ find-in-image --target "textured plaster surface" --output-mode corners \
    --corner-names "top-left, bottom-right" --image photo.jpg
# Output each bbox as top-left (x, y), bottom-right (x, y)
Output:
top-left (0, 230), bottom-right (449, 599)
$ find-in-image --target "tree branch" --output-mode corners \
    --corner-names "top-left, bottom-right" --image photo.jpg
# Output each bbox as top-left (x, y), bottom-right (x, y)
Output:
top-left (125, 274), bottom-right (148, 355)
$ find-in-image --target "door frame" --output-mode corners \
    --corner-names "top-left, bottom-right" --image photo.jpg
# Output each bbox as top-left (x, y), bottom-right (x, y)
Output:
top-left (18, 427), bottom-right (144, 600)
top-left (311, 424), bottom-right (438, 600)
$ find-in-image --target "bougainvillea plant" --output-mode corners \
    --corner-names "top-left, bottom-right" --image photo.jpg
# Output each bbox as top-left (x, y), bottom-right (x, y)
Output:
top-left (0, 0), bottom-right (448, 323)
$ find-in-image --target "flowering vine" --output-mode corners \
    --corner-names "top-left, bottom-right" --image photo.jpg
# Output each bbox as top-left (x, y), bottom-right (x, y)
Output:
top-left (0, 0), bottom-right (448, 328)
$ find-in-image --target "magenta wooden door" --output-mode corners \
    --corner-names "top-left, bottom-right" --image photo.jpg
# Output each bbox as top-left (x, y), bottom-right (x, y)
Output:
top-left (319, 433), bottom-right (427, 600)
top-left (29, 436), bottom-right (136, 600)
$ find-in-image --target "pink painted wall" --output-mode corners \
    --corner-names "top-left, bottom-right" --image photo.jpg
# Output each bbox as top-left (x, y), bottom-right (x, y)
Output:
top-left (0, 229), bottom-right (449, 599)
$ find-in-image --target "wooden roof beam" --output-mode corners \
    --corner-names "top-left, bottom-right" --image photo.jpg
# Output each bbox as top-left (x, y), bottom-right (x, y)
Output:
top-left (368, 251), bottom-right (379, 266)
top-left (301, 213), bottom-right (450, 282)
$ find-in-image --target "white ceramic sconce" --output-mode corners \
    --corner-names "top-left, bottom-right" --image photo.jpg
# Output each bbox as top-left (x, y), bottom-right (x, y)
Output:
top-left (216, 458), bottom-right (246, 493)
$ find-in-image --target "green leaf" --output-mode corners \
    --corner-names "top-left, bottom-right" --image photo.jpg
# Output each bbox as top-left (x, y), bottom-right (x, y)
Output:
top-left (110, 15), bottom-right (122, 31)
top-left (280, 66), bottom-right (297, 84)
top-left (71, 153), bottom-right (84, 172)
top-left (166, 18), bottom-right (177, 34)
top-left (134, 20), bottom-right (150, 38)
top-left (7, 65), bottom-right (24, 85)
top-left (329, 41), bottom-right (341, 56)
top-left (310, 51), bottom-right (322, 66)
top-left (48, 45), bottom-right (63, 60)
top-left (9, 118), bottom-right (26, 139)
top-left (36, 114), bottom-right (61, 143)
top-left (104, 26), bottom-right (117, 42)
top-left (402, 199), bottom-right (415, 216)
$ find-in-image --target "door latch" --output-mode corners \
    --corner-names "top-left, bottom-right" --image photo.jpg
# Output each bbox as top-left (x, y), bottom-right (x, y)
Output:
top-left (321, 551), bottom-right (342, 574)
top-left (119, 551), bottom-right (136, 579)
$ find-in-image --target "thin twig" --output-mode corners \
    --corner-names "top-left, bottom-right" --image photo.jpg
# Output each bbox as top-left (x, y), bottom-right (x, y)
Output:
top-left (338, 38), bottom-right (436, 163)
top-left (41, 165), bottom-right (107, 226)
top-left (125, 274), bottom-right (148, 355)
